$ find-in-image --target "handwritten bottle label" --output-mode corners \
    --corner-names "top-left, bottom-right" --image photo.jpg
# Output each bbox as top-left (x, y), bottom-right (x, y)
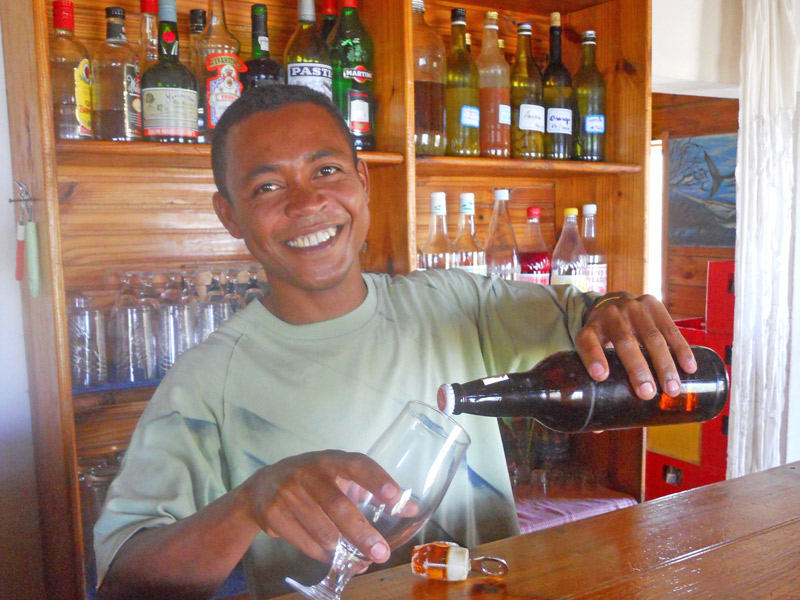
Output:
top-left (546, 107), bottom-right (572, 134)
top-left (499, 104), bottom-right (511, 125)
top-left (585, 114), bottom-right (605, 133)
top-left (519, 104), bottom-right (545, 132)
top-left (460, 105), bottom-right (480, 128)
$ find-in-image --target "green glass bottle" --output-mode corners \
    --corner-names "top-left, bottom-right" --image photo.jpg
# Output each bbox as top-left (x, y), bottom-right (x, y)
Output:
top-left (285, 0), bottom-right (332, 99)
top-left (445, 8), bottom-right (479, 157)
top-left (329, 0), bottom-right (375, 151)
top-left (141, 0), bottom-right (198, 143)
top-left (542, 12), bottom-right (573, 160)
top-left (242, 4), bottom-right (285, 90)
top-left (573, 31), bottom-right (606, 161)
top-left (511, 22), bottom-right (544, 159)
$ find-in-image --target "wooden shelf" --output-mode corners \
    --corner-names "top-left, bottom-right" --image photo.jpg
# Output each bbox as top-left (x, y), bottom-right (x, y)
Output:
top-left (56, 140), bottom-right (404, 170)
top-left (415, 156), bottom-right (642, 178)
top-left (455, 0), bottom-right (614, 14)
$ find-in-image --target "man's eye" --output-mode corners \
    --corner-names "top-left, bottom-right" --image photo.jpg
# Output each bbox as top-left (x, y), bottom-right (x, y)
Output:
top-left (318, 165), bottom-right (342, 177)
top-left (256, 182), bottom-right (280, 194)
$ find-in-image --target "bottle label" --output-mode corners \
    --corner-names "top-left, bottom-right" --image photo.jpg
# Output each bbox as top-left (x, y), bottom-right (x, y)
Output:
top-left (546, 107), bottom-right (572, 134)
top-left (585, 114), bottom-right (605, 133)
top-left (460, 105), bottom-right (480, 128)
top-left (482, 374), bottom-right (509, 386)
top-left (205, 53), bottom-right (246, 128)
top-left (74, 58), bottom-right (92, 137)
top-left (287, 63), bottom-right (333, 99)
top-left (123, 63), bottom-right (142, 139)
top-left (550, 274), bottom-right (588, 292)
top-left (587, 263), bottom-right (608, 294)
top-left (519, 103), bottom-right (545, 132)
top-left (499, 104), bottom-right (511, 125)
top-left (348, 90), bottom-right (371, 133)
top-left (142, 88), bottom-right (199, 137)
top-left (343, 66), bottom-right (373, 83)
top-left (518, 272), bottom-right (550, 285)
top-left (258, 36), bottom-right (270, 52)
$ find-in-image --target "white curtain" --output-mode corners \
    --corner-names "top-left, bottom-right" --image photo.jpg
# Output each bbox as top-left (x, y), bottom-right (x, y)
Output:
top-left (729, 0), bottom-right (800, 477)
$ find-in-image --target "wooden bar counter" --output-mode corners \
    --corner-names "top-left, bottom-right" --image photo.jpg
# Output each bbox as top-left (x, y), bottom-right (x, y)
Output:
top-left (258, 462), bottom-right (800, 600)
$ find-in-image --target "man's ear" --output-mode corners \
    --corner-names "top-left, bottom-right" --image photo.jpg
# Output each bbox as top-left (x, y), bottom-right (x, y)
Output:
top-left (356, 158), bottom-right (370, 202)
top-left (213, 192), bottom-right (244, 239)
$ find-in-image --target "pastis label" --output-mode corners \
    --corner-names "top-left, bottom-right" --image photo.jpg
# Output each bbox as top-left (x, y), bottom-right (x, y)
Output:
top-left (287, 62), bottom-right (332, 99)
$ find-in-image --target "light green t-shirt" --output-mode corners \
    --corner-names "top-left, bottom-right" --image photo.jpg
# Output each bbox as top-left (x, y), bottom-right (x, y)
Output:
top-left (95, 269), bottom-right (593, 598)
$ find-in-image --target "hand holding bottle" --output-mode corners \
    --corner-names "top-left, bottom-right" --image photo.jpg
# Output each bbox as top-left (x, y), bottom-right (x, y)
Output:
top-left (576, 292), bottom-right (697, 400)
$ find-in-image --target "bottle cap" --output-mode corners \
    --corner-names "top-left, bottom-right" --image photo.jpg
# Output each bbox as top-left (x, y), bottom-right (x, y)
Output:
top-left (251, 3), bottom-right (267, 15)
top-left (140, 0), bottom-right (158, 15)
top-left (53, 0), bottom-right (75, 31)
top-left (518, 22), bottom-right (532, 34)
top-left (445, 545), bottom-right (471, 581)
top-left (105, 6), bottom-right (125, 20)
top-left (189, 8), bottom-right (206, 27)
top-left (430, 192), bottom-right (447, 215)
top-left (459, 193), bottom-right (475, 215)
top-left (550, 12), bottom-right (561, 27)
top-left (527, 206), bottom-right (541, 220)
top-left (342, 0), bottom-right (358, 8)
top-left (299, 0), bottom-right (316, 22)
top-left (564, 207), bottom-right (579, 217)
top-left (323, 0), bottom-right (338, 15)
top-left (583, 30), bottom-right (597, 44)
top-left (485, 10), bottom-right (499, 20)
top-left (437, 384), bottom-right (456, 416)
top-left (158, 0), bottom-right (177, 23)
top-left (582, 203), bottom-right (597, 216)
top-left (451, 8), bottom-right (466, 24)
top-left (411, 0), bottom-right (425, 13)
top-left (494, 189), bottom-right (510, 201)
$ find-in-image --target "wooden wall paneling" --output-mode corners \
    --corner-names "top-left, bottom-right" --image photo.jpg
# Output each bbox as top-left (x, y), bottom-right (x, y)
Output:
top-left (2, 0), bottom-right (85, 597)
top-left (652, 93), bottom-right (740, 138)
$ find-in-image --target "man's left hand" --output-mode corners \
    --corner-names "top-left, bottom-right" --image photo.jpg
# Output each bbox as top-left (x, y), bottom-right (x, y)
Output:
top-left (575, 293), bottom-right (697, 399)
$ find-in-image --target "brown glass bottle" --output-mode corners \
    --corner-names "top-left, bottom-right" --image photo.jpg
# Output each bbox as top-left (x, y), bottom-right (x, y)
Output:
top-left (438, 346), bottom-right (728, 433)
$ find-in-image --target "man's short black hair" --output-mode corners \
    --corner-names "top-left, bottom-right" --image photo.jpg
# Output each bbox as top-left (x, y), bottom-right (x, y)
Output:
top-left (211, 85), bottom-right (358, 201)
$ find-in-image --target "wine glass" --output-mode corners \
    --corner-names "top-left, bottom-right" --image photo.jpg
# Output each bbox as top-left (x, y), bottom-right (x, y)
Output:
top-left (286, 401), bottom-right (471, 600)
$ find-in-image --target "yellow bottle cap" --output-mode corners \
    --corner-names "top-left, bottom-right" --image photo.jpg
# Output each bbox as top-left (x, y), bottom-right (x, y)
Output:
top-left (564, 207), bottom-right (579, 217)
top-left (486, 10), bottom-right (499, 20)
top-left (551, 12), bottom-right (561, 27)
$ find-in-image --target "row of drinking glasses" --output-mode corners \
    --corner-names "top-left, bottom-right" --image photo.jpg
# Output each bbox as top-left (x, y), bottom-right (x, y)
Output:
top-left (69, 266), bottom-right (265, 388)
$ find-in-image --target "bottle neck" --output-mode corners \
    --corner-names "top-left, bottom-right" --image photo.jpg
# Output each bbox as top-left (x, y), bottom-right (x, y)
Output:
top-left (106, 18), bottom-right (127, 42)
top-left (207, 0), bottom-right (229, 29)
top-left (582, 42), bottom-right (596, 68)
top-left (158, 20), bottom-right (180, 61)
top-left (458, 213), bottom-right (476, 235)
top-left (429, 213), bottom-right (448, 237)
top-left (549, 26), bottom-right (563, 64)
top-left (563, 215), bottom-right (578, 232)
top-left (251, 14), bottom-right (269, 58)
top-left (480, 22), bottom-right (499, 57)
top-left (450, 22), bottom-right (467, 51)
top-left (54, 27), bottom-right (75, 38)
top-left (516, 32), bottom-right (531, 64)
top-left (582, 214), bottom-right (596, 239)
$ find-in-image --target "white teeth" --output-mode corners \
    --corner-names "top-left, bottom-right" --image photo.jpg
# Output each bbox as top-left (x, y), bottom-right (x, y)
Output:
top-left (286, 226), bottom-right (338, 248)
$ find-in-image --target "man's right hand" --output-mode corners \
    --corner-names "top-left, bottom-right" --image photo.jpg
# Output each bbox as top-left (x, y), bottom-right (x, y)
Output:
top-left (238, 450), bottom-right (401, 564)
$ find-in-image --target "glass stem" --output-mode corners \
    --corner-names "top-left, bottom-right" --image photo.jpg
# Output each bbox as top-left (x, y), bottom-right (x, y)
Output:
top-left (317, 541), bottom-right (369, 599)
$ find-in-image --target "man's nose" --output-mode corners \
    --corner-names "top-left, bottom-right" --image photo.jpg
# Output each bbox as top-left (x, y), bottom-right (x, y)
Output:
top-left (285, 184), bottom-right (327, 217)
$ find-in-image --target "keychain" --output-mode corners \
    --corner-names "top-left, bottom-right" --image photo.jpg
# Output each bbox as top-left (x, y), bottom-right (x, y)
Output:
top-left (12, 181), bottom-right (41, 298)
top-left (410, 541), bottom-right (509, 582)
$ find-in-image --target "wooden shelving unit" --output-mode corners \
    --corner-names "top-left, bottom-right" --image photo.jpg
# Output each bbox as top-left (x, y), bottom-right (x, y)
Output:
top-left (1, 0), bottom-right (650, 598)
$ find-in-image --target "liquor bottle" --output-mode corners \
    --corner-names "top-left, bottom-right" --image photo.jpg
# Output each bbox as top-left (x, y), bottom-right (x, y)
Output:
top-left (141, 0), bottom-right (199, 143)
top-left (581, 203), bottom-right (608, 294)
top-left (189, 9), bottom-right (207, 143)
top-left (476, 11), bottom-right (510, 158)
top-left (242, 4), bottom-right (285, 90)
top-left (517, 206), bottom-right (550, 285)
top-left (445, 8), bottom-right (480, 157)
top-left (550, 208), bottom-right (587, 291)
top-left (320, 0), bottom-right (338, 42)
top-left (285, 0), bottom-right (332, 99)
top-left (511, 22), bottom-right (544, 159)
top-left (91, 7), bottom-right (141, 141)
top-left (484, 189), bottom-right (519, 280)
top-left (329, 0), bottom-right (376, 151)
top-left (418, 192), bottom-right (456, 270)
top-left (438, 346), bottom-right (729, 433)
top-left (50, 0), bottom-right (92, 140)
top-left (543, 12), bottom-right (573, 160)
top-left (412, 0), bottom-right (446, 156)
top-left (138, 0), bottom-right (159, 75)
top-left (196, 0), bottom-right (245, 139)
top-left (453, 193), bottom-right (486, 276)
top-left (573, 31), bottom-right (606, 161)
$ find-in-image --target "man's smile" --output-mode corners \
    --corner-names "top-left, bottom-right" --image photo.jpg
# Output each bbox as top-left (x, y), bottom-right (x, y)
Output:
top-left (284, 224), bottom-right (345, 249)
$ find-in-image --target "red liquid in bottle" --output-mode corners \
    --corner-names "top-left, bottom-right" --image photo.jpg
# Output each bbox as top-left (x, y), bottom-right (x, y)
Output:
top-left (518, 250), bottom-right (550, 285)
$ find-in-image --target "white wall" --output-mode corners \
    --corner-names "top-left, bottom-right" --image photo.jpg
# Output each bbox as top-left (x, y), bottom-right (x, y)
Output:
top-left (652, 0), bottom-right (742, 98)
top-left (0, 20), bottom-right (46, 599)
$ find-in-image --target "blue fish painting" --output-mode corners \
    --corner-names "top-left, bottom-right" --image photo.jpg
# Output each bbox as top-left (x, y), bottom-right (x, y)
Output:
top-left (668, 134), bottom-right (737, 247)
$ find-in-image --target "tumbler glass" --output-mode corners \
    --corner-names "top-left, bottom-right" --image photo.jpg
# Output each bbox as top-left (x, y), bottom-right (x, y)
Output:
top-left (68, 294), bottom-right (108, 388)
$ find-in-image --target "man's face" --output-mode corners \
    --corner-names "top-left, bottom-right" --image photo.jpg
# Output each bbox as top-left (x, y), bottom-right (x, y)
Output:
top-left (214, 103), bottom-right (369, 296)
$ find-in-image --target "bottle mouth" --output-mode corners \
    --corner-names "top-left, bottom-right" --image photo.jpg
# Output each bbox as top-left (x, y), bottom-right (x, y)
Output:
top-left (437, 384), bottom-right (456, 416)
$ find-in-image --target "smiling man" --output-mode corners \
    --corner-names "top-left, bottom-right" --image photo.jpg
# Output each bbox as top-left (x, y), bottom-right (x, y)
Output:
top-left (94, 86), bottom-right (694, 600)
